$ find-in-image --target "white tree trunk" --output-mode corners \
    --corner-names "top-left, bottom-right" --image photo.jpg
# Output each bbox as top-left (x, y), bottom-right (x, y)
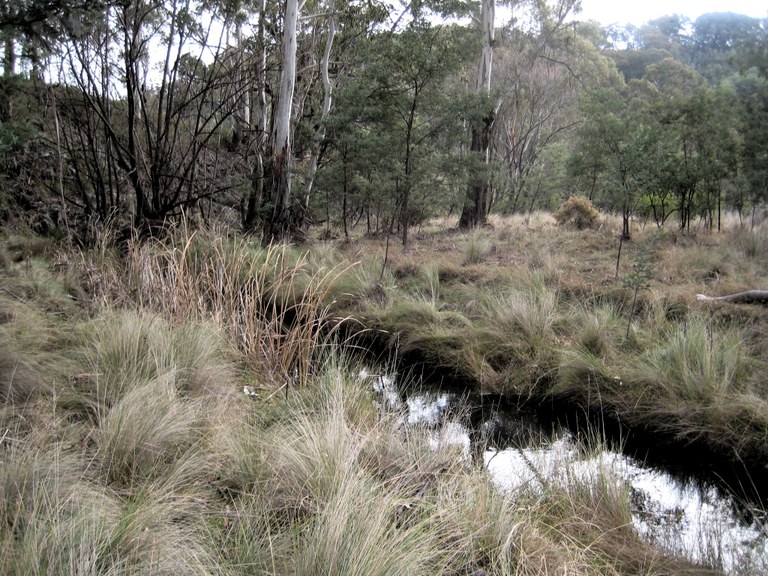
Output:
top-left (459, 0), bottom-right (495, 229)
top-left (256, 0), bottom-right (267, 142)
top-left (244, 0), bottom-right (269, 229)
top-left (274, 0), bottom-right (298, 159)
top-left (477, 0), bottom-right (494, 95)
top-left (266, 0), bottom-right (300, 239)
top-left (302, 0), bottom-right (336, 214)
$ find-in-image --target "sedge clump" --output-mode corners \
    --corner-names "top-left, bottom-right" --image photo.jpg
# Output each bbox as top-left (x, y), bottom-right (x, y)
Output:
top-left (554, 196), bottom-right (601, 230)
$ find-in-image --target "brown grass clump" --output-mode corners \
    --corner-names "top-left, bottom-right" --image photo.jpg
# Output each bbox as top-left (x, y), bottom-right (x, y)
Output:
top-left (82, 227), bottom-right (356, 391)
top-left (554, 196), bottom-right (602, 230)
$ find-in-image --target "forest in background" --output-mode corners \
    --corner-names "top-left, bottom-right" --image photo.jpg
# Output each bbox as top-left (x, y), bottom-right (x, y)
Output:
top-left (0, 0), bottom-right (766, 243)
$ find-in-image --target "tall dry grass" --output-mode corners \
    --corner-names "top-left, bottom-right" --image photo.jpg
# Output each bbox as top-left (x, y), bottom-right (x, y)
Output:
top-left (83, 226), bottom-right (357, 390)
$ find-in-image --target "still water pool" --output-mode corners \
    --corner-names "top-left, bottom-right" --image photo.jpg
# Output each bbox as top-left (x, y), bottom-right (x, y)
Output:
top-left (364, 369), bottom-right (768, 575)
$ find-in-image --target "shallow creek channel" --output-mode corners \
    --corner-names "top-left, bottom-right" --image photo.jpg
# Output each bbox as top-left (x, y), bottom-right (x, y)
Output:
top-left (360, 368), bottom-right (768, 575)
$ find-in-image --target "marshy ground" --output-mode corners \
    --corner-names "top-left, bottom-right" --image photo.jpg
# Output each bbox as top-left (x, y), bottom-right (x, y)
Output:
top-left (1, 212), bottom-right (766, 575)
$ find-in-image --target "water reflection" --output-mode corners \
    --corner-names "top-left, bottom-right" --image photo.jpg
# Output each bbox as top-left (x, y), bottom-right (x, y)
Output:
top-left (365, 370), bottom-right (768, 575)
top-left (485, 439), bottom-right (768, 574)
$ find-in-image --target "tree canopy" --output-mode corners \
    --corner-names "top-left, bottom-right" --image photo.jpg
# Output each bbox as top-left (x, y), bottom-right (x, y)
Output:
top-left (0, 1), bottom-right (766, 240)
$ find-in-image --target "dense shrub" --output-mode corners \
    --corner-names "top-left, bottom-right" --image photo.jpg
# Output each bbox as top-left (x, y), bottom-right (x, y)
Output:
top-left (554, 196), bottom-right (601, 230)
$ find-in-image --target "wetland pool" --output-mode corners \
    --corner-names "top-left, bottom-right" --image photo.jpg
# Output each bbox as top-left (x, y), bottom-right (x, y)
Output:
top-left (364, 369), bottom-right (768, 575)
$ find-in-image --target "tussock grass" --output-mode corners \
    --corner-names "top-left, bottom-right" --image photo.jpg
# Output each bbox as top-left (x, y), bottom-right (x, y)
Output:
top-left (218, 360), bottom-right (460, 573)
top-left (555, 347), bottom-right (618, 403)
top-left (324, 216), bottom-right (768, 481)
top-left (467, 281), bottom-right (561, 393)
top-left (2, 216), bottom-right (765, 575)
top-left (291, 470), bottom-right (448, 576)
top-left (463, 229), bottom-right (493, 264)
top-left (333, 254), bottom-right (396, 310)
top-left (0, 418), bottom-right (219, 576)
top-left (0, 337), bottom-right (48, 405)
top-left (93, 373), bottom-right (208, 487)
top-left (0, 294), bottom-right (77, 410)
top-left (571, 302), bottom-right (627, 358)
top-left (480, 284), bottom-right (559, 347)
top-left (74, 311), bottom-right (233, 417)
top-left (0, 258), bottom-right (82, 316)
top-left (631, 318), bottom-right (747, 404)
top-left (659, 241), bottom-right (734, 285)
top-left (731, 224), bottom-right (768, 261)
top-left (4, 234), bottom-right (58, 262)
top-left (217, 356), bottom-right (694, 576)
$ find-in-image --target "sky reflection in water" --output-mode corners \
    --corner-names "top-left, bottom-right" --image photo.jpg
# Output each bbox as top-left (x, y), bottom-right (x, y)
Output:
top-left (364, 370), bottom-right (768, 575)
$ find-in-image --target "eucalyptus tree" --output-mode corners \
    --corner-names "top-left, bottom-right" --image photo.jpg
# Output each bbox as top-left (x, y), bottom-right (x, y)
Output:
top-left (656, 84), bottom-right (740, 231)
top-left (572, 55), bottom-right (742, 235)
top-left (316, 75), bottom-right (400, 239)
top-left (244, 0), bottom-right (390, 240)
top-left (641, 56), bottom-right (741, 230)
top-left (256, 0), bottom-right (300, 241)
top-left (494, 17), bottom-right (620, 213)
top-left (690, 12), bottom-right (762, 82)
top-left (736, 16), bottom-right (768, 79)
top-left (734, 74), bottom-right (768, 226)
top-left (300, 0), bottom-right (336, 222)
top-left (457, 0), bottom-right (495, 229)
top-left (569, 85), bottom-right (655, 240)
top-left (458, 0), bottom-right (581, 228)
top-left (287, 0), bottom-right (389, 235)
top-left (0, 0), bottom-right (109, 75)
top-left (366, 21), bottom-right (469, 246)
top-left (296, 0), bottom-right (389, 225)
top-left (242, 0), bottom-right (275, 231)
top-left (312, 12), bottom-right (470, 244)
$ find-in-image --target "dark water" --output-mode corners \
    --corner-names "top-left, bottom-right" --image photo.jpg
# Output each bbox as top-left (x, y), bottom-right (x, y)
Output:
top-left (362, 369), bottom-right (768, 575)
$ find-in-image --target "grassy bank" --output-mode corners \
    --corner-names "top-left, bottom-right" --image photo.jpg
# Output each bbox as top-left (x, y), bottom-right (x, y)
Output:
top-left (0, 215), bottom-right (765, 574)
top-left (329, 215), bottom-right (768, 491)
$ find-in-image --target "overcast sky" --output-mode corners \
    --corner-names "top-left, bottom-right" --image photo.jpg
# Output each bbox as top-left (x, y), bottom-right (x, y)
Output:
top-left (576, 0), bottom-right (767, 27)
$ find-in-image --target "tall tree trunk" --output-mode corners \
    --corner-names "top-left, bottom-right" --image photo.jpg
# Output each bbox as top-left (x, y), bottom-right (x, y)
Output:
top-left (232, 20), bottom-right (250, 149)
top-left (121, 3), bottom-right (151, 227)
top-left (0, 33), bottom-right (15, 122)
top-left (459, 0), bottom-right (495, 229)
top-left (263, 0), bottom-right (299, 242)
top-left (300, 0), bottom-right (336, 227)
top-left (244, 0), bottom-right (268, 230)
top-left (459, 114), bottom-right (494, 228)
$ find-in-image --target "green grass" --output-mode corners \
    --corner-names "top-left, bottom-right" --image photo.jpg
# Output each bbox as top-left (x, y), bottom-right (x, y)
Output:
top-left (463, 229), bottom-right (493, 265)
top-left (632, 318), bottom-right (747, 404)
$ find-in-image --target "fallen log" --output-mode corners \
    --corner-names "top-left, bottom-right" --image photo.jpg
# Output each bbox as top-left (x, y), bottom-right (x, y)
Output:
top-left (696, 290), bottom-right (768, 305)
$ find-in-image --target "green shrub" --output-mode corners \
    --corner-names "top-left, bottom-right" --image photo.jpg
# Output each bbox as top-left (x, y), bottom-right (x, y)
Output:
top-left (554, 196), bottom-right (601, 230)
